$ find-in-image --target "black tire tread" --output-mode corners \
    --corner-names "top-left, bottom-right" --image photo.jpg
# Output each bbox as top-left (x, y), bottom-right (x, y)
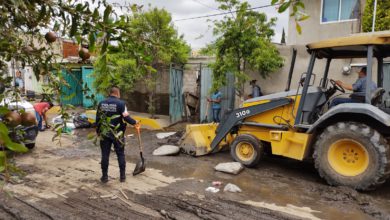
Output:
top-left (313, 122), bottom-right (390, 190)
top-left (230, 134), bottom-right (263, 168)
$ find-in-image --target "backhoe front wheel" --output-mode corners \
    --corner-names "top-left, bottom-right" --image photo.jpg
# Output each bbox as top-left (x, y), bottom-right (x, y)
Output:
top-left (231, 134), bottom-right (263, 167)
top-left (313, 122), bottom-right (390, 190)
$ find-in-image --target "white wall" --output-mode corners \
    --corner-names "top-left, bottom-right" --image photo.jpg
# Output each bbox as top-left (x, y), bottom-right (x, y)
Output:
top-left (6, 62), bottom-right (43, 93)
top-left (23, 66), bottom-right (42, 93)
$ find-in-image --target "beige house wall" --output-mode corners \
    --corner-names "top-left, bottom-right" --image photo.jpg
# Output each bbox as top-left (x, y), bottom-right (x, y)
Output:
top-left (179, 47), bottom-right (378, 106)
top-left (247, 44), bottom-right (377, 97)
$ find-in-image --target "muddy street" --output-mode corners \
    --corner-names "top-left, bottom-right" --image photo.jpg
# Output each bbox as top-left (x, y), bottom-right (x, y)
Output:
top-left (1, 127), bottom-right (390, 220)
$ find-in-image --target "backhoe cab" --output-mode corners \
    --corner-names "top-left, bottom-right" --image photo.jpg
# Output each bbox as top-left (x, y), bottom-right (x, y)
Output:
top-left (180, 31), bottom-right (390, 190)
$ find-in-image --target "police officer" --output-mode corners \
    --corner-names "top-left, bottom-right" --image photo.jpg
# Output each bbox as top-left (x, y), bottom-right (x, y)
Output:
top-left (96, 86), bottom-right (139, 183)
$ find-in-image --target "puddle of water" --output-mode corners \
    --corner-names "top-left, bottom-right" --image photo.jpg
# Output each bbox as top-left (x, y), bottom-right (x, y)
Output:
top-left (86, 131), bottom-right (388, 220)
top-left (144, 157), bottom-right (375, 220)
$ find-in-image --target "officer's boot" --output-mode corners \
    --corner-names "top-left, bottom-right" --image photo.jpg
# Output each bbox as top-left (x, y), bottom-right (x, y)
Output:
top-left (101, 169), bottom-right (108, 183)
top-left (120, 169), bottom-right (126, 182)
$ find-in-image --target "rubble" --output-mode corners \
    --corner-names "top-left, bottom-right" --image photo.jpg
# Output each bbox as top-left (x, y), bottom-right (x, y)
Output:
top-left (156, 132), bottom-right (176, 139)
top-left (205, 187), bottom-right (220, 193)
top-left (157, 131), bottom-right (185, 146)
top-left (224, 183), bottom-right (242, 193)
top-left (212, 181), bottom-right (222, 187)
top-left (214, 162), bottom-right (244, 175)
top-left (153, 145), bottom-right (180, 156)
top-left (52, 115), bottom-right (76, 131)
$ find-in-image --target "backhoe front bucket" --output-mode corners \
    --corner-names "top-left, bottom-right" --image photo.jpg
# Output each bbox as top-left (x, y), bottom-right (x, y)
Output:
top-left (180, 123), bottom-right (230, 156)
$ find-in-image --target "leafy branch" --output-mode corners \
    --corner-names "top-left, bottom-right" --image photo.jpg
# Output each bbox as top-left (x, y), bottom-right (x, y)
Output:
top-left (271, 0), bottom-right (309, 34)
top-left (88, 113), bottom-right (124, 146)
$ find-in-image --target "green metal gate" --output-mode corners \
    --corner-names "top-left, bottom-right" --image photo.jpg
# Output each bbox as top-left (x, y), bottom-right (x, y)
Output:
top-left (169, 65), bottom-right (184, 123)
top-left (61, 69), bottom-right (83, 106)
top-left (200, 67), bottom-right (235, 122)
top-left (82, 66), bottom-right (105, 108)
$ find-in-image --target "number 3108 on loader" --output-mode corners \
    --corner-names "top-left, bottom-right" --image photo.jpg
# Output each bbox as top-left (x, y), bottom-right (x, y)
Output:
top-left (180, 31), bottom-right (390, 191)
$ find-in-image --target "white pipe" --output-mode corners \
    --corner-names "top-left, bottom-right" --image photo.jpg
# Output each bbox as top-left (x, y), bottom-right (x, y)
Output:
top-left (372, 0), bottom-right (377, 32)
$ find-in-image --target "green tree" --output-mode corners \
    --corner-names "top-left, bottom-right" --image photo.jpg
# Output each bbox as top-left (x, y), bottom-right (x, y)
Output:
top-left (281, 28), bottom-right (286, 44)
top-left (207, 0), bottom-right (283, 99)
top-left (0, 1), bottom-right (116, 77)
top-left (362, 0), bottom-right (390, 32)
top-left (94, 7), bottom-right (190, 118)
top-left (0, 0), bottom-right (117, 174)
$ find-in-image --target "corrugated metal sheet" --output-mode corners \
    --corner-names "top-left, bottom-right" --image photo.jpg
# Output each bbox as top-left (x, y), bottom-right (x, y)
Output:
top-left (82, 66), bottom-right (105, 108)
top-left (61, 69), bottom-right (83, 106)
top-left (200, 67), bottom-right (235, 122)
top-left (169, 66), bottom-right (184, 123)
top-left (23, 67), bottom-right (42, 93)
top-left (200, 67), bottom-right (213, 122)
top-left (221, 72), bottom-right (236, 114)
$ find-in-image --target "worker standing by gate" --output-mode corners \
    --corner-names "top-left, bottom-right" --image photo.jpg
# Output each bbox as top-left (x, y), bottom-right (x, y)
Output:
top-left (207, 89), bottom-right (222, 123)
top-left (96, 86), bottom-right (139, 183)
top-left (250, 80), bottom-right (263, 98)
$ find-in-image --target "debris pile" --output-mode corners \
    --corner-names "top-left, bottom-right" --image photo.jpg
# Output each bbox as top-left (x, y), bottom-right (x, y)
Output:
top-left (52, 113), bottom-right (92, 133)
top-left (205, 181), bottom-right (242, 194)
top-left (156, 131), bottom-right (184, 146)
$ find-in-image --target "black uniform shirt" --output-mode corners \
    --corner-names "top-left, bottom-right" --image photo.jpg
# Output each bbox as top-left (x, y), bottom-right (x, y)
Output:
top-left (96, 96), bottom-right (136, 136)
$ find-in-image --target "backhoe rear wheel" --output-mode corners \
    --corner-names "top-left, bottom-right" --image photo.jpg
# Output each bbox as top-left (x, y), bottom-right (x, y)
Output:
top-left (313, 122), bottom-right (390, 190)
top-left (231, 134), bottom-right (263, 167)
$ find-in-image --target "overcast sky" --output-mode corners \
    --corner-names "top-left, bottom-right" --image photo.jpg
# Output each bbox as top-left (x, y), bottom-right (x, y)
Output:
top-left (106, 0), bottom-right (289, 49)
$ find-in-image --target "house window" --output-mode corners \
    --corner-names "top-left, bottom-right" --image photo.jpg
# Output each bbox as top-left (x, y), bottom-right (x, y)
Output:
top-left (322, 0), bottom-right (360, 23)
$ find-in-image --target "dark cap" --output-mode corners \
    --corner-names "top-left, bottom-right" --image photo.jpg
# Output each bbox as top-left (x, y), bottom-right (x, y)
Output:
top-left (360, 67), bottom-right (367, 74)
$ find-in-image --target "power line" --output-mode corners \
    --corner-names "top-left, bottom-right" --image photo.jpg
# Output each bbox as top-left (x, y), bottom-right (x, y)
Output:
top-left (191, 0), bottom-right (220, 11)
top-left (174, 3), bottom-right (280, 22)
top-left (112, 2), bottom-right (131, 8)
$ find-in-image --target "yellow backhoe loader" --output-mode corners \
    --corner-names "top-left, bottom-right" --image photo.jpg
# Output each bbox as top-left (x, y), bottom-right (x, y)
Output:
top-left (180, 31), bottom-right (390, 190)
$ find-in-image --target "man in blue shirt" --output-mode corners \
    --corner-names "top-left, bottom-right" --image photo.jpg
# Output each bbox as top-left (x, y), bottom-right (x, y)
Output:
top-left (96, 86), bottom-right (139, 183)
top-left (330, 67), bottom-right (377, 107)
top-left (250, 80), bottom-right (263, 98)
top-left (207, 90), bottom-right (222, 123)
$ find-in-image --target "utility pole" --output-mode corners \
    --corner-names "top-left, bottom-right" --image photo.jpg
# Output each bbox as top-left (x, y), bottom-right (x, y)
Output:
top-left (372, 0), bottom-right (377, 32)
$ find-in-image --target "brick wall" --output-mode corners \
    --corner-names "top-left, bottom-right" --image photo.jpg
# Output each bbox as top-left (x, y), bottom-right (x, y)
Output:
top-left (62, 41), bottom-right (79, 58)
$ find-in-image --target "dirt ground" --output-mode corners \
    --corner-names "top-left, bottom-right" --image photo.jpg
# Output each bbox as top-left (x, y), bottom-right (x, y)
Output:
top-left (1, 125), bottom-right (390, 220)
